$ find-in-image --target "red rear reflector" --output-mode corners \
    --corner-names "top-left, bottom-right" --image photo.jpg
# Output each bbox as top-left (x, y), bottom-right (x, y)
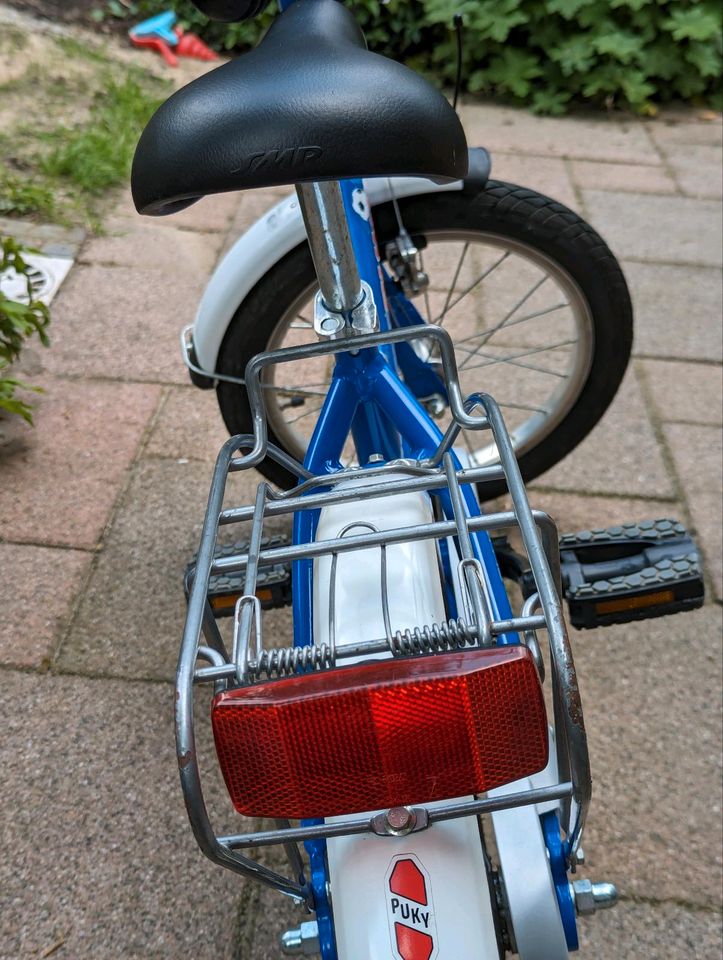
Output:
top-left (211, 646), bottom-right (547, 819)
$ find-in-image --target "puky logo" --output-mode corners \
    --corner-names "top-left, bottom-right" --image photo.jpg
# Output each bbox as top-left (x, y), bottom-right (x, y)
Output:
top-left (385, 854), bottom-right (438, 960)
top-left (232, 145), bottom-right (322, 174)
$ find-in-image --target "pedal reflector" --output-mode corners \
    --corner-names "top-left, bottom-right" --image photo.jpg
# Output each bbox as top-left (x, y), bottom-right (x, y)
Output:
top-left (211, 646), bottom-right (547, 819)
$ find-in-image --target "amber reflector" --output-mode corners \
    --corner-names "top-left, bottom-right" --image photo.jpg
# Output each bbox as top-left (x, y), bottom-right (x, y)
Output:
top-left (211, 646), bottom-right (548, 819)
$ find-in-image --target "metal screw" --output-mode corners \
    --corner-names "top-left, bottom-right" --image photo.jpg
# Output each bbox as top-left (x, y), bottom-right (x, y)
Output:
top-left (367, 452), bottom-right (385, 464)
top-left (575, 846), bottom-right (586, 866)
top-left (319, 315), bottom-right (344, 335)
top-left (384, 806), bottom-right (416, 835)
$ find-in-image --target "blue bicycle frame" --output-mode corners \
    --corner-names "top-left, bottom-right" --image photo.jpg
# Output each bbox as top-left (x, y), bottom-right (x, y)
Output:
top-left (273, 5), bottom-right (518, 954)
top-left (291, 176), bottom-right (519, 959)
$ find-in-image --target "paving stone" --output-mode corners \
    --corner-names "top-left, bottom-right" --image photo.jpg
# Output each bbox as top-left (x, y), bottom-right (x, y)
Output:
top-left (226, 186), bottom-right (293, 246)
top-left (0, 377), bottom-right (160, 549)
top-left (569, 160), bottom-right (676, 195)
top-left (491, 153), bottom-right (577, 208)
top-left (43, 263), bottom-right (207, 384)
top-left (241, 877), bottom-right (299, 960)
top-left (55, 458), bottom-right (293, 681)
top-left (460, 103), bottom-right (660, 164)
top-left (144, 386), bottom-right (229, 463)
top-left (662, 423), bottom-right (722, 599)
top-left (639, 359), bottom-right (723, 426)
top-left (0, 544), bottom-right (90, 668)
top-left (80, 216), bottom-right (223, 275)
top-left (624, 262), bottom-right (723, 363)
top-left (0, 669), bottom-right (242, 960)
top-left (118, 188), bottom-right (241, 234)
top-left (649, 117), bottom-right (723, 149)
top-left (160, 191), bottom-right (241, 234)
top-left (575, 604), bottom-right (722, 908)
top-left (0, 217), bottom-right (86, 257)
top-left (660, 143), bottom-right (723, 200)
top-left (532, 368), bottom-right (674, 499)
top-left (662, 424), bottom-right (722, 497)
top-left (687, 492), bottom-right (723, 602)
top-left (582, 190), bottom-right (723, 266)
top-left (577, 899), bottom-right (723, 959)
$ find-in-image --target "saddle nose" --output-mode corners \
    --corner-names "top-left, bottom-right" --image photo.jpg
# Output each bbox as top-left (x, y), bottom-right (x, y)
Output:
top-left (131, 0), bottom-right (468, 216)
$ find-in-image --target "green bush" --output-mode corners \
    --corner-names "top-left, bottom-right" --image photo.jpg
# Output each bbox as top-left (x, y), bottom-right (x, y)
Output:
top-left (0, 237), bottom-right (50, 424)
top-left (127, 0), bottom-right (721, 114)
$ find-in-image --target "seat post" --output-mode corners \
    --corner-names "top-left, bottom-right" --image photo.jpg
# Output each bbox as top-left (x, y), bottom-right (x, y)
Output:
top-left (296, 180), bottom-right (363, 317)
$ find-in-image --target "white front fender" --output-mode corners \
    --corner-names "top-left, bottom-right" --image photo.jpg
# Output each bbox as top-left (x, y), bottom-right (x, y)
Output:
top-left (191, 175), bottom-right (468, 374)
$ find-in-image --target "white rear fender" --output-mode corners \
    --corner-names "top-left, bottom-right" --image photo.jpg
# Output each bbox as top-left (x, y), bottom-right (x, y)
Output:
top-left (191, 149), bottom-right (491, 373)
top-left (314, 478), bottom-right (501, 959)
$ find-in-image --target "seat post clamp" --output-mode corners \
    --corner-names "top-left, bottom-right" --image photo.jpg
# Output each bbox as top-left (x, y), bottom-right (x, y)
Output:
top-left (313, 280), bottom-right (378, 339)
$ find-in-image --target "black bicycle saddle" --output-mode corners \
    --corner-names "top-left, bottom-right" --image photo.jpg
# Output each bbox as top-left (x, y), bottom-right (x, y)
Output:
top-left (131, 0), bottom-right (468, 215)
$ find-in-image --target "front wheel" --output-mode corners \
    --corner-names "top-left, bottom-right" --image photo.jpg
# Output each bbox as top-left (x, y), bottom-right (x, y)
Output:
top-left (216, 181), bottom-right (633, 497)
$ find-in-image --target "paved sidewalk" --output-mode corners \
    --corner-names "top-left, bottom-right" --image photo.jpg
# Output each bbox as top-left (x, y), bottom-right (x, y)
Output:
top-left (1, 101), bottom-right (721, 959)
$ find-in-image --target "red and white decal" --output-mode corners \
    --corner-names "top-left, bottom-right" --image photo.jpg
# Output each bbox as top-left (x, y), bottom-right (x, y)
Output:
top-left (385, 854), bottom-right (438, 960)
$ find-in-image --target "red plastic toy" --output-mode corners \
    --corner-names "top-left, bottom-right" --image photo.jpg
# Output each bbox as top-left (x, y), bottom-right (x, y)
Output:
top-left (129, 33), bottom-right (179, 67)
top-left (129, 11), bottom-right (219, 68)
top-left (174, 26), bottom-right (220, 62)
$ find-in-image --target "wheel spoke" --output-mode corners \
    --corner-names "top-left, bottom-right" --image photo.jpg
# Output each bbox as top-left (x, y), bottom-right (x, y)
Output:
top-left (256, 224), bottom-right (597, 477)
top-left (459, 339), bottom-right (577, 377)
top-left (459, 275), bottom-right (548, 369)
top-left (262, 383), bottom-right (330, 398)
top-left (285, 403), bottom-right (326, 425)
top-left (455, 302), bottom-right (570, 347)
top-left (438, 241), bottom-right (469, 324)
top-left (432, 250), bottom-right (511, 324)
top-left (497, 399), bottom-right (550, 414)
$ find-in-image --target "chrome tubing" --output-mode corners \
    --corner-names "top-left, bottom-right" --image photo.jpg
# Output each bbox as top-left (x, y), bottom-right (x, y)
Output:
top-left (296, 180), bottom-right (363, 315)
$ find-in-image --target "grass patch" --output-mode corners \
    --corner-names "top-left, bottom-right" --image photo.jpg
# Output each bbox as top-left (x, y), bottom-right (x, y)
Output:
top-left (0, 25), bottom-right (28, 53)
top-left (0, 173), bottom-right (55, 219)
top-left (40, 75), bottom-right (166, 194)
top-left (53, 35), bottom-right (114, 66)
top-left (0, 33), bottom-right (170, 228)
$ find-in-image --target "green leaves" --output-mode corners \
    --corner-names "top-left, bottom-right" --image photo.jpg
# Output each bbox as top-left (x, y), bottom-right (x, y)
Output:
top-left (0, 237), bottom-right (51, 425)
top-left (486, 49), bottom-right (543, 98)
top-left (591, 30), bottom-right (645, 64)
top-left (0, 369), bottom-right (43, 424)
top-left (531, 88), bottom-right (573, 114)
top-left (662, 6), bottom-right (722, 42)
top-left (549, 35), bottom-right (597, 76)
top-left (685, 41), bottom-right (723, 79)
top-left (128, 0), bottom-right (721, 115)
top-left (546, 0), bottom-right (598, 20)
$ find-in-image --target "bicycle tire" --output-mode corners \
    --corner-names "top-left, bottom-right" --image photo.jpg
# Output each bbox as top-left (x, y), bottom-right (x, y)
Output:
top-left (216, 181), bottom-right (633, 498)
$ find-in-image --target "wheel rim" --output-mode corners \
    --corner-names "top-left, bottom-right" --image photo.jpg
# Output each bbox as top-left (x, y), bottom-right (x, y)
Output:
top-left (262, 229), bottom-right (595, 468)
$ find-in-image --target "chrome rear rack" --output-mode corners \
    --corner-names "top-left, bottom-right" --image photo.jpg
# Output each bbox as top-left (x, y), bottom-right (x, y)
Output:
top-left (177, 323), bottom-right (591, 907)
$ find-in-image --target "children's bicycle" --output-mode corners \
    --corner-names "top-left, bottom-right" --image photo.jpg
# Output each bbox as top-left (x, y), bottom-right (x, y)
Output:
top-left (131, 1), bottom-right (705, 956)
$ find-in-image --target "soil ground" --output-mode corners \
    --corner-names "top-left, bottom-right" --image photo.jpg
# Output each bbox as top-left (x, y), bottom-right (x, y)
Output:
top-left (7, 0), bottom-right (104, 24)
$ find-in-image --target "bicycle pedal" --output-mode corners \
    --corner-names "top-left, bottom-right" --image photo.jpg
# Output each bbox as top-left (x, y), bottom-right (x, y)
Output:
top-left (558, 519), bottom-right (704, 629)
top-left (185, 536), bottom-right (292, 617)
